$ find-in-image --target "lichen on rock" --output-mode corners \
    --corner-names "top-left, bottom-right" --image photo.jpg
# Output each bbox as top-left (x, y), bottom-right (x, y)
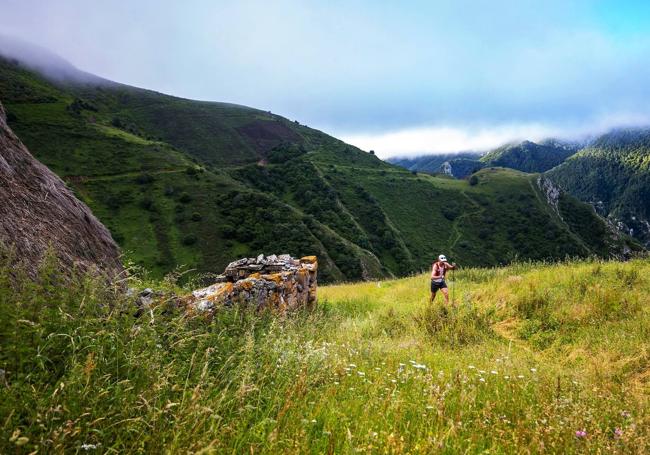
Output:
top-left (184, 254), bottom-right (317, 313)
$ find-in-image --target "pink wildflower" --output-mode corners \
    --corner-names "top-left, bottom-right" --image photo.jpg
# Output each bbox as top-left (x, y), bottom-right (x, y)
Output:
top-left (575, 429), bottom-right (587, 438)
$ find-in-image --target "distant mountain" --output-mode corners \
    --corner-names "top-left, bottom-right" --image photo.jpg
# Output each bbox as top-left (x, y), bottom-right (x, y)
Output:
top-left (0, 42), bottom-right (635, 281)
top-left (387, 152), bottom-right (482, 175)
top-left (547, 128), bottom-right (650, 246)
top-left (481, 139), bottom-right (582, 173)
top-left (390, 139), bottom-right (582, 178)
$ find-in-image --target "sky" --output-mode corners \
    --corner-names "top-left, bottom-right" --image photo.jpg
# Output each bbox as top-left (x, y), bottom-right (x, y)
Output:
top-left (1, 0), bottom-right (650, 158)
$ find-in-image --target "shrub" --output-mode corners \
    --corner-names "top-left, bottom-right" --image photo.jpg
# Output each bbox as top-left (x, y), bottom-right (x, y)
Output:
top-left (136, 173), bottom-right (155, 185)
top-left (140, 197), bottom-right (155, 211)
top-left (179, 193), bottom-right (192, 203)
top-left (191, 212), bottom-right (203, 222)
top-left (469, 175), bottom-right (479, 186)
top-left (182, 234), bottom-right (197, 245)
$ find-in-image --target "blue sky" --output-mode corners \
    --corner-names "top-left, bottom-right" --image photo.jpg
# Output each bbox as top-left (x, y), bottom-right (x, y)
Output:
top-left (1, 0), bottom-right (650, 157)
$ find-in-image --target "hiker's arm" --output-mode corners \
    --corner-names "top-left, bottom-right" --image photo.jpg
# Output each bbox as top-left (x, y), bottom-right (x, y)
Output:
top-left (447, 263), bottom-right (458, 270)
top-left (431, 264), bottom-right (437, 279)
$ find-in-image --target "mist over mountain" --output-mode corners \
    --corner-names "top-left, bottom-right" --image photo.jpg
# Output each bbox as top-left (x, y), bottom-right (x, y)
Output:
top-left (0, 34), bottom-right (107, 85)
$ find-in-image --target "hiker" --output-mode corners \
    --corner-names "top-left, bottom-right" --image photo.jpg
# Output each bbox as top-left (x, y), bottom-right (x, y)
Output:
top-left (430, 254), bottom-right (457, 304)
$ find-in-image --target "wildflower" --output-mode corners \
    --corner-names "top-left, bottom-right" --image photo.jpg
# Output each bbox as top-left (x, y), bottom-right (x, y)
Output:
top-left (349, 363), bottom-right (357, 368)
top-left (614, 428), bottom-right (623, 439)
top-left (413, 363), bottom-right (426, 370)
top-left (621, 410), bottom-right (631, 418)
top-left (530, 368), bottom-right (537, 373)
top-left (468, 365), bottom-right (476, 369)
top-left (517, 375), bottom-right (525, 379)
top-left (81, 443), bottom-right (100, 451)
top-left (391, 379), bottom-right (397, 383)
top-left (504, 375), bottom-right (510, 380)
top-left (371, 431), bottom-right (378, 437)
top-left (479, 370), bottom-right (486, 374)
top-left (479, 378), bottom-right (486, 382)
top-left (575, 429), bottom-right (587, 438)
top-left (311, 419), bottom-right (317, 424)
top-left (357, 371), bottom-right (365, 377)
top-left (426, 405), bottom-right (435, 410)
top-left (490, 370), bottom-right (498, 375)
top-left (399, 363), bottom-right (406, 367)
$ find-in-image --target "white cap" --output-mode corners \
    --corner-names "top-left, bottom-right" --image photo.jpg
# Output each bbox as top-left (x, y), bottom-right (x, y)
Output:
top-left (438, 254), bottom-right (447, 262)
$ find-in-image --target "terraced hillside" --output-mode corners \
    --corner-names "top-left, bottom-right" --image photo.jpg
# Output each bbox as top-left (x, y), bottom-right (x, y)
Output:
top-left (0, 55), bottom-right (634, 281)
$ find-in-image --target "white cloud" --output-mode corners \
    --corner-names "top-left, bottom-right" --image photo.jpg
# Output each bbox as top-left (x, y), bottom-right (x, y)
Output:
top-left (340, 113), bottom-right (650, 159)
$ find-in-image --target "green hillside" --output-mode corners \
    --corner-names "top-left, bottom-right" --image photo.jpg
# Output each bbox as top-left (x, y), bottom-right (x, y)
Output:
top-left (548, 129), bottom-right (650, 247)
top-left (481, 140), bottom-right (579, 173)
top-left (0, 56), bottom-right (634, 281)
top-left (2, 255), bottom-right (649, 452)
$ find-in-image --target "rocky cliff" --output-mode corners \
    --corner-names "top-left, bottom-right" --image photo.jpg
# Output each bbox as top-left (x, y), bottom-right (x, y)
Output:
top-left (0, 100), bottom-right (122, 278)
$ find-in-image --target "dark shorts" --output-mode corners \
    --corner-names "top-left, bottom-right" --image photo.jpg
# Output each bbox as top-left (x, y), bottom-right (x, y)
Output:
top-left (431, 279), bottom-right (447, 292)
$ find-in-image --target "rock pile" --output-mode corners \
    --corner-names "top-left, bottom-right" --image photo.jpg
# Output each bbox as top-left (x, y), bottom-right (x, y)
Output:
top-left (185, 254), bottom-right (317, 312)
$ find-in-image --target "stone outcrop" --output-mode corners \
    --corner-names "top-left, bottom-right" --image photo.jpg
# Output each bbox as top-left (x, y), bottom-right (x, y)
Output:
top-left (185, 254), bottom-right (317, 312)
top-left (0, 100), bottom-right (122, 278)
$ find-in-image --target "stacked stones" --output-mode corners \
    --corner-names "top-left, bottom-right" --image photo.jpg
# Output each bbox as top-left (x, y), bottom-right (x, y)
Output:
top-left (186, 254), bottom-right (317, 312)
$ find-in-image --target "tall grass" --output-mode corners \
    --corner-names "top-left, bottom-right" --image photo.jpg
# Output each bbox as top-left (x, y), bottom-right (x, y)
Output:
top-left (1, 256), bottom-right (649, 453)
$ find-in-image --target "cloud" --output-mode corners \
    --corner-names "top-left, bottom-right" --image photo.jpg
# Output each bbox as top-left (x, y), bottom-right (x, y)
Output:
top-left (1, 0), bottom-right (650, 148)
top-left (342, 112), bottom-right (650, 159)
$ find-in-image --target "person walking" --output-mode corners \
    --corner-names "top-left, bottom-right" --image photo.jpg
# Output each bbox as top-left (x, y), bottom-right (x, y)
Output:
top-left (430, 254), bottom-right (457, 304)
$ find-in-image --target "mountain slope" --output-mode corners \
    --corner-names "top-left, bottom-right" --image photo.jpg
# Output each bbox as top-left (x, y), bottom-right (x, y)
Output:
top-left (481, 139), bottom-right (580, 173)
top-left (0, 50), bottom-right (634, 281)
top-left (547, 128), bottom-right (650, 246)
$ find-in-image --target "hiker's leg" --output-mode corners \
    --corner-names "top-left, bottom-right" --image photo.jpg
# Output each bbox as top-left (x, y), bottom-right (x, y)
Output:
top-left (441, 287), bottom-right (450, 305)
top-left (430, 290), bottom-right (437, 303)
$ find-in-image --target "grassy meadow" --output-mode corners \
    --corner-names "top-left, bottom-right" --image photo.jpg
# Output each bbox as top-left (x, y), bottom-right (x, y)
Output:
top-left (1, 256), bottom-right (649, 453)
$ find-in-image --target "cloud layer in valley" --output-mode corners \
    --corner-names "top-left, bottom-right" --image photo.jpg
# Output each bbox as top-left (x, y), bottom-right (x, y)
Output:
top-left (1, 0), bottom-right (650, 156)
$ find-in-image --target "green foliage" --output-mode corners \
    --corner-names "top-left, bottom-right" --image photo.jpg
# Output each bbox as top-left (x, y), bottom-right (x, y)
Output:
top-left (548, 129), bottom-right (650, 246)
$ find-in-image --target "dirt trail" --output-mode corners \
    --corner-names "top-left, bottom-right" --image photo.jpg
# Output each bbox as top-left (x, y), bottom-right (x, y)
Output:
top-left (66, 168), bottom-right (185, 184)
top-left (448, 191), bottom-right (485, 255)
